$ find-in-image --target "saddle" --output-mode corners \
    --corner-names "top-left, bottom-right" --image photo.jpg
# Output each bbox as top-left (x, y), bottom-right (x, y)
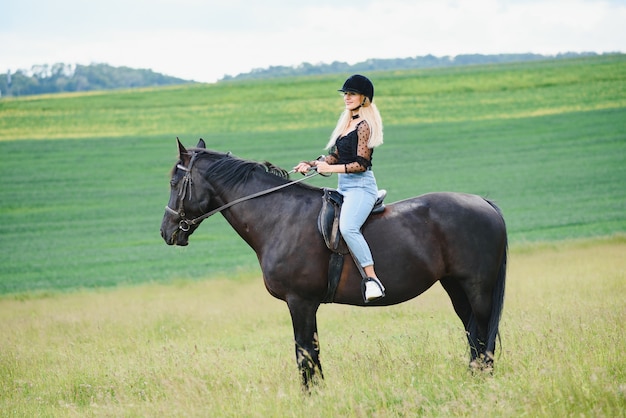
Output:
top-left (318, 188), bottom-right (387, 302)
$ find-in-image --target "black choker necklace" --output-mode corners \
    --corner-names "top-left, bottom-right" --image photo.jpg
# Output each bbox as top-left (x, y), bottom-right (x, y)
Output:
top-left (351, 114), bottom-right (360, 120)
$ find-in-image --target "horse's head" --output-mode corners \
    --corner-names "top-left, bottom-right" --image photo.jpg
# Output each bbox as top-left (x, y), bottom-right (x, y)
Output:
top-left (160, 138), bottom-right (212, 246)
top-left (161, 138), bottom-right (294, 246)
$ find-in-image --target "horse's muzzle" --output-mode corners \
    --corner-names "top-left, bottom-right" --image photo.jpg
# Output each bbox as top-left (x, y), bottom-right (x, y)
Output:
top-left (160, 224), bottom-right (189, 246)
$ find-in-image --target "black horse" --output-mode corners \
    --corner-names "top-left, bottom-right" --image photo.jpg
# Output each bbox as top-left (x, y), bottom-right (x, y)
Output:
top-left (160, 139), bottom-right (508, 387)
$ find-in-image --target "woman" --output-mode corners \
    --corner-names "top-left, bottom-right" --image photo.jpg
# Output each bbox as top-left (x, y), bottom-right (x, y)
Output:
top-left (294, 74), bottom-right (385, 302)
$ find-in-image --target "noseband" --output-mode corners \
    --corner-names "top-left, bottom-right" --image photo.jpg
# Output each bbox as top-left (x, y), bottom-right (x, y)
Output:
top-left (165, 152), bottom-right (319, 231)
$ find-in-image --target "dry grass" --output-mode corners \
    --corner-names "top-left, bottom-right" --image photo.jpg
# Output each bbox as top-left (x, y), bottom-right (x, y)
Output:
top-left (1, 236), bottom-right (624, 417)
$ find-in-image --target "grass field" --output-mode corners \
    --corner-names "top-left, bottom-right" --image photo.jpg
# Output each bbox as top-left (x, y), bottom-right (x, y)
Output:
top-left (1, 54), bottom-right (624, 294)
top-left (0, 55), bottom-right (625, 416)
top-left (1, 237), bottom-right (624, 416)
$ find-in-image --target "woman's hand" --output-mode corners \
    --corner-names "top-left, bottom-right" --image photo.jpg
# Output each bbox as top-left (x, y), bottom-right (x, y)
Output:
top-left (315, 161), bottom-right (331, 173)
top-left (293, 161), bottom-right (312, 174)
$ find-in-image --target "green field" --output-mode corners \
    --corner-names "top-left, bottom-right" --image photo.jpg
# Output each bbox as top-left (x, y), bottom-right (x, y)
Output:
top-left (1, 54), bottom-right (625, 294)
top-left (1, 54), bottom-right (625, 417)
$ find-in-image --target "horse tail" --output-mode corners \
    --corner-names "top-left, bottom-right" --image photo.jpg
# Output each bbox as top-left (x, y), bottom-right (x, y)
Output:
top-left (484, 199), bottom-right (508, 356)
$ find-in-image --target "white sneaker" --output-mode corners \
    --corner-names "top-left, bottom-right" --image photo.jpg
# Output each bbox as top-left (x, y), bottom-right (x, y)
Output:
top-left (365, 280), bottom-right (384, 301)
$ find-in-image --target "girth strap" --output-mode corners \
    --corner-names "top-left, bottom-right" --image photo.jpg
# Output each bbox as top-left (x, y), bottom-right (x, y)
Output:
top-left (322, 253), bottom-right (344, 303)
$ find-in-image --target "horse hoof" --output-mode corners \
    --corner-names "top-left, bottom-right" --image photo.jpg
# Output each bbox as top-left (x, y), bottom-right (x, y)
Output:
top-left (469, 355), bottom-right (494, 374)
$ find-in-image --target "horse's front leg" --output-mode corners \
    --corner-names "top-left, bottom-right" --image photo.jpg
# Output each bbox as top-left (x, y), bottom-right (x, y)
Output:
top-left (286, 295), bottom-right (323, 388)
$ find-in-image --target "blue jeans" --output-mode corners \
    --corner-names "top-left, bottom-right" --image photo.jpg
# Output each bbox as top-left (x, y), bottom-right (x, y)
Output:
top-left (337, 171), bottom-right (378, 268)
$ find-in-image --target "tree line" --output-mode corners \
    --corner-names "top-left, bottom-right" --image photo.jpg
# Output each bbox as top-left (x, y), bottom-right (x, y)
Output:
top-left (221, 52), bottom-right (603, 81)
top-left (1, 52), bottom-right (609, 97)
top-left (0, 63), bottom-right (191, 97)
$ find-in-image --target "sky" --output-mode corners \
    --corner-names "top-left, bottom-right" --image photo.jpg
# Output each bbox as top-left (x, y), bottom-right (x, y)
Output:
top-left (1, 0), bottom-right (625, 83)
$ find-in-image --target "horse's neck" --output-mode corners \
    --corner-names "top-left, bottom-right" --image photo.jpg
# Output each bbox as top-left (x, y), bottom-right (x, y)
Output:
top-left (215, 179), bottom-right (321, 247)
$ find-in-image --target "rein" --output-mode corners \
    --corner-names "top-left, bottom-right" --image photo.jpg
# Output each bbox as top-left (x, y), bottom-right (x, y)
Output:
top-left (165, 153), bottom-right (320, 231)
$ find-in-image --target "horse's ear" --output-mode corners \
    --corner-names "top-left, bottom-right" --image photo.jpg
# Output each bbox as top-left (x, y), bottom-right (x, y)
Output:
top-left (177, 137), bottom-right (190, 163)
top-left (197, 138), bottom-right (206, 149)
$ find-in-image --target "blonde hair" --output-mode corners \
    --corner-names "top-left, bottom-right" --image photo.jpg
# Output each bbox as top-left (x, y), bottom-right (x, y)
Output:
top-left (326, 97), bottom-right (384, 150)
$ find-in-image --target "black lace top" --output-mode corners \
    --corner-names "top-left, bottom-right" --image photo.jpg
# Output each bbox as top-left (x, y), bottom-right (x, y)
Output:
top-left (326, 120), bottom-right (373, 173)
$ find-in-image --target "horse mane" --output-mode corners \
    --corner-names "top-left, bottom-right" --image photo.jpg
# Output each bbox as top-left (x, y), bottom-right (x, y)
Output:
top-left (188, 149), bottom-right (291, 190)
top-left (261, 161), bottom-right (290, 178)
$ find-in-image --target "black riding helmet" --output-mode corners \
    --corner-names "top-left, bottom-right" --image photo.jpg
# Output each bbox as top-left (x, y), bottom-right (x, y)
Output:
top-left (338, 74), bottom-right (374, 103)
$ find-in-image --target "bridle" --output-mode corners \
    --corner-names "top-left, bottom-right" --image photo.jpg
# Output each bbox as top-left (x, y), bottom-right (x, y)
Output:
top-left (165, 152), bottom-right (320, 232)
top-left (164, 151), bottom-right (201, 231)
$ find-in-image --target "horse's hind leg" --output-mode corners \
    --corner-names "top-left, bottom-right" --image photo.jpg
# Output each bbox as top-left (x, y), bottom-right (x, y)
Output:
top-left (439, 277), bottom-right (492, 370)
top-left (286, 296), bottom-right (323, 388)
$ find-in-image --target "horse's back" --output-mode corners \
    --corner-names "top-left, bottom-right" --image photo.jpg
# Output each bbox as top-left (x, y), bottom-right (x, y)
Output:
top-left (367, 191), bottom-right (506, 279)
top-left (382, 192), bottom-right (505, 236)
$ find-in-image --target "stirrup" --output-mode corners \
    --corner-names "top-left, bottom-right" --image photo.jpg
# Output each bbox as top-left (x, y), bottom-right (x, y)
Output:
top-left (361, 277), bottom-right (385, 303)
